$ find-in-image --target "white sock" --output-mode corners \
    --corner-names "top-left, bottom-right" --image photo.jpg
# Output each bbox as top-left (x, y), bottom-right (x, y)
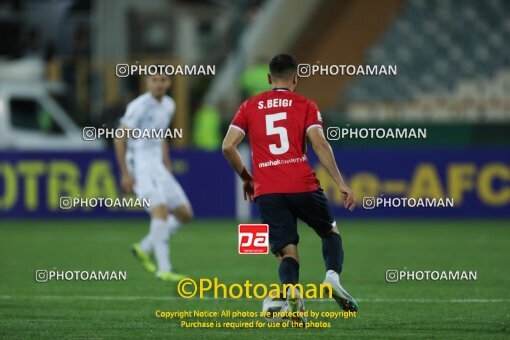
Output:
top-left (151, 218), bottom-right (172, 273)
top-left (139, 215), bottom-right (180, 254)
top-left (166, 215), bottom-right (181, 236)
top-left (139, 227), bottom-right (154, 253)
top-left (326, 269), bottom-right (340, 282)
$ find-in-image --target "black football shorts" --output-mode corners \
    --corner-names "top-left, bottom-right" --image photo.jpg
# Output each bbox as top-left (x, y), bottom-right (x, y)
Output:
top-left (256, 189), bottom-right (335, 255)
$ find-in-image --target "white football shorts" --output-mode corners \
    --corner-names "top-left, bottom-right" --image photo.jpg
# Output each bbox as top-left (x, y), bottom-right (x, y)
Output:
top-left (132, 163), bottom-right (189, 212)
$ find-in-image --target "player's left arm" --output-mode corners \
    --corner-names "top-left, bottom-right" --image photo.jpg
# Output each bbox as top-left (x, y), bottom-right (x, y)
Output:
top-left (222, 127), bottom-right (254, 202)
top-left (307, 126), bottom-right (355, 211)
top-left (162, 139), bottom-right (172, 173)
top-left (303, 99), bottom-right (355, 210)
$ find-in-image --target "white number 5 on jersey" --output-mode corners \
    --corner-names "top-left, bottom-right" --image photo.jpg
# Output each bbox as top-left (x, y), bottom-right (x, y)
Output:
top-left (266, 112), bottom-right (289, 155)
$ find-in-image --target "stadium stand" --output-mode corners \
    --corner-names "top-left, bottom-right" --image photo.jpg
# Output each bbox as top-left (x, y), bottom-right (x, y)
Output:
top-left (342, 0), bottom-right (510, 122)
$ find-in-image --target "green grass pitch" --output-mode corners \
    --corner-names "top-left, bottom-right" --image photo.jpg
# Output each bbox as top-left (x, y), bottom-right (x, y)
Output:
top-left (0, 219), bottom-right (509, 339)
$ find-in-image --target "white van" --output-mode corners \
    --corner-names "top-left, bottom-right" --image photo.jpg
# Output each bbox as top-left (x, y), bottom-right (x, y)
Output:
top-left (0, 60), bottom-right (103, 150)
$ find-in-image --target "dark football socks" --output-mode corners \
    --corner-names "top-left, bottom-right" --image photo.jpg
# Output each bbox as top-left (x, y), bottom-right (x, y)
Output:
top-left (322, 232), bottom-right (344, 273)
top-left (279, 257), bottom-right (300, 284)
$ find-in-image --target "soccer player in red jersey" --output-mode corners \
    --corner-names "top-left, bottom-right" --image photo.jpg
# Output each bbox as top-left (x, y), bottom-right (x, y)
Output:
top-left (222, 54), bottom-right (358, 317)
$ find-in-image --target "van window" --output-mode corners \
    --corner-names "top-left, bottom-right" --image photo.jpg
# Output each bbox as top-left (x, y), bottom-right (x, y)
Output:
top-left (10, 98), bottom-right (64, 134)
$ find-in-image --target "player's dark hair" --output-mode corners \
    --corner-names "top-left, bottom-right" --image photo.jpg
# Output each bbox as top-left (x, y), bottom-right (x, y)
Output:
top-left (269, 54), bottom-right (297, 80)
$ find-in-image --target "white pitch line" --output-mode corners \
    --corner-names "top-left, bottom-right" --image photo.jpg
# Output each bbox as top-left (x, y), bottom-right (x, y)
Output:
top-left (0, 295), bottom-right (508, 303)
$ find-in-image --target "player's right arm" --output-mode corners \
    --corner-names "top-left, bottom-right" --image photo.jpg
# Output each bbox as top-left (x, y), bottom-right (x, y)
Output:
top-left (222, 126), bottom-right (254, 202)
top-left (113, 124), bottom-right (135, 193)
top-left (307, 126), bottom-right (355, 211)
top-left (222, 100), bottom-right (254, 202)
top-left (114, 103), bottom-right (141, 194)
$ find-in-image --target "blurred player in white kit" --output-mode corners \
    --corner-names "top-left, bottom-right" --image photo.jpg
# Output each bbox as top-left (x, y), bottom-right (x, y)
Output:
top-left (114, 73), bottom-right (193, 281)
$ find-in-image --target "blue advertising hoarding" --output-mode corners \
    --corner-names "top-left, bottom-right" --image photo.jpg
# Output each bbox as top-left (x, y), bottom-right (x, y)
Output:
top-left (309, 148), bottom-right (509, 218)
top-left (0, 150), bottom-right (236, 218)
top-left (0, 148), bottom-right (508, 218)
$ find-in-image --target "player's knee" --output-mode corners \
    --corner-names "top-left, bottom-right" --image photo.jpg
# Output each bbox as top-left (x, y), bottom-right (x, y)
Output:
top-left (174, 205), bottom-right (193, 223)
top-left (151, 205), bottom-right (168, 220)
top-left (180, 212), bottom-right (193, 223)
top-left (278, 244), bottom-right (299, 263)
top-left (183, 206), bottom-right (194, 222)
top-left (319, 226), bottom-right (339, 238)
top-left (280, 254), bottom-right (299, 263)
top-left (189, 206), bottom-right (195, 220)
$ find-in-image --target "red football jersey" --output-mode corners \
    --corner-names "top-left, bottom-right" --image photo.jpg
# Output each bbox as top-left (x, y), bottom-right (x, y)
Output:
top-left (231, 88), bottom-right (323, 197)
